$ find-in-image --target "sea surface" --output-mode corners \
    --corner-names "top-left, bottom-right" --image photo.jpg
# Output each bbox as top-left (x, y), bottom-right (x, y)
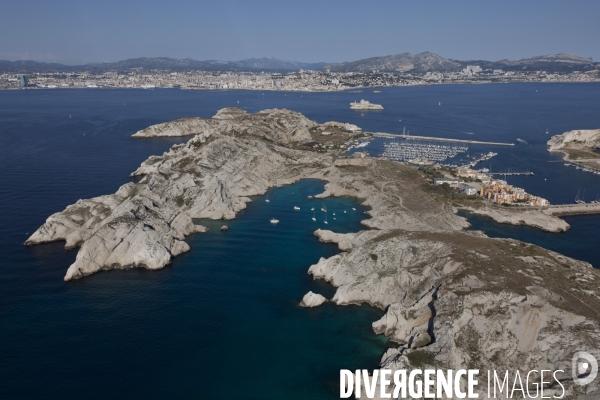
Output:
top-left (0, 83), bottom-right (599, 399)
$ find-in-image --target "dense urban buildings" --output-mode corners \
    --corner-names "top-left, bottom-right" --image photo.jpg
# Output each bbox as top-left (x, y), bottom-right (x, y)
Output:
top-left (2, 66), bottom-right (599, 91)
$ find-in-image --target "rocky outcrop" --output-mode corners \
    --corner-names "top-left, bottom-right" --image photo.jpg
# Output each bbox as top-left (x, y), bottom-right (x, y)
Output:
top-left (547, 129), bottom-right (600, 151)
top-left (132, 107), bottom-right (317, 143)
top-left (132, 117), bottom-right (221, 138)
top-left (465, 206), bottom-right (570, 232)
top-left (27, 108), bottom-right (334, 281)
top-left (299, 291), bottom-right (328, 307)
top-left (309, 228), bottom-right (600, 398)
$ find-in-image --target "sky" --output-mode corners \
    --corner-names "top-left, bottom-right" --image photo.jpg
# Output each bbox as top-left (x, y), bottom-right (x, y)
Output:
top-left (1, 0), bottom-right (599, 65)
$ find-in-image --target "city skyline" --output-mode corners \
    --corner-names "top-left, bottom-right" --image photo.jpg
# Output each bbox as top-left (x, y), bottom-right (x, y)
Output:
top-left (1, 0), bottom-right (599, 65)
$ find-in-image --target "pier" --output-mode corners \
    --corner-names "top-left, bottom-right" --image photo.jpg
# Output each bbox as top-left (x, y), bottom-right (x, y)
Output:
top-left (544, 203), bottom-right (600, 216)
top-left (372, 133), bottom-right (515, 146)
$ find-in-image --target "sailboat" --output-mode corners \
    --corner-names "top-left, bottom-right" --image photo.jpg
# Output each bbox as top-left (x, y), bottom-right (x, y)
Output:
top-left (265, 193), bottom-right (270, 203)
top-left (575, 189), bottom-right (586, 204)
top-left (270, 217), bottom-right (279, 224)
top-left (321, 204), bottom-right (327, 213)
top-left (546, 128), bottom-right (550, 135)
top-left (311, 207), bottom-right (314, 211)
top-left (439, 102), bottom-right (441, 106)
top-left (312, 209), bottom-right (316, 221)
top-left (352, 207), bottom-right (356, 211)
top-left (324, 211), bottom-right (328, 225)
top-left (294, 206), bottom-right (300, 210)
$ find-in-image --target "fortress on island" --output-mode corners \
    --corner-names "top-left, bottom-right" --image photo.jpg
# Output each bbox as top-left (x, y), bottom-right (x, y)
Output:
top-left (350, 99), bottom-right (383, 110)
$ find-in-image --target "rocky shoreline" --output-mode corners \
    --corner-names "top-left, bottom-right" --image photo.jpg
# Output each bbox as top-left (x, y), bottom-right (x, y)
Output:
top-left (27, 109), bottom-right (600, 398)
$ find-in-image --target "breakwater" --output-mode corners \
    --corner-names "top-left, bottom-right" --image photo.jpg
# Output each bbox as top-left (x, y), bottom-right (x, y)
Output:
top-left (373, 132), bottom-right (515, 146)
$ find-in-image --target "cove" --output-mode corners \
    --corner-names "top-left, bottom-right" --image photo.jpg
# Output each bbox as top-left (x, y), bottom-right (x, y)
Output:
top-left (2, 178), bottom-right (388, 400)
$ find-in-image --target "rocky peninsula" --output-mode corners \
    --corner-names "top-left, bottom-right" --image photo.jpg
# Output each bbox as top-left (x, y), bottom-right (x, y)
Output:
top-left (27, 108), bottom-right (600, 398)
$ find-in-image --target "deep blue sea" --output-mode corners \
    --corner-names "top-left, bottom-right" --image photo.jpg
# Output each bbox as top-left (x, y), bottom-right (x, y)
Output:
top-left (0, 83), bottom-right (599, 399)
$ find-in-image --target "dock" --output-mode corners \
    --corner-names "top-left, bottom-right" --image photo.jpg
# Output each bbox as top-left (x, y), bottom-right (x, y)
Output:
top-left (373, 132), bottom-right (515, 147)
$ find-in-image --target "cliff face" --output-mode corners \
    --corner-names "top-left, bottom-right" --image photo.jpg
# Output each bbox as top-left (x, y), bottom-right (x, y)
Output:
top-left (547, 129), bottom-right (600, 151)
top-left (27, 108), bottom-right (330, 281)
top-left (28, 109), bottom-right (600, 397)
top-left (306, 158), bottom-right (600, 398)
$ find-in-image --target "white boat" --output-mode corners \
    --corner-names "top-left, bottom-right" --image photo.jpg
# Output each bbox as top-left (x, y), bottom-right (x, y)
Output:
top-left (87, 84), bottom-right (99, 88)
top-left (575, 190), bottom-right (586, 204)
top-left (321, 204), bottom-right (327, 213)
top-left (311, 207), bottom-right (314, 211)
top-left (312, 210), bottom-right (316, 221)
top-left (265, 193), bottom-right (270, 203)
top-left (352, 208), bottom-right (356, 211)
top-left (141, 84), bottom-right (155, 89)
top-left (294, 206), bottom-right (300, 210)
top-left (546, 128), bottom-right (550, 135)
top-left (270, 218), bottom-right (279, 224)
top-left (324, 211), bottom-right (328, 225)
top-left (344, 210), bottom-right (346, 213)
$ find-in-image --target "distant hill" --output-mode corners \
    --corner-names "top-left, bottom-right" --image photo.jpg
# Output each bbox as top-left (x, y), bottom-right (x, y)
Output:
top-left (321, 52), bottom-right (599, 74)
top-left (321, 52), bottom-right (462, 73)
top-left (236, 57), bottom-right (326, 71)
top-left (0, 56), bottom-right (327, 74)
top-left (1, 53), bottom-right (597, 74)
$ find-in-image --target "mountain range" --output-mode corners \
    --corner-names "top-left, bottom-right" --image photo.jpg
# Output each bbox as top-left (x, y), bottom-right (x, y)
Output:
top-left (0, 52), bottom-right (597, 74)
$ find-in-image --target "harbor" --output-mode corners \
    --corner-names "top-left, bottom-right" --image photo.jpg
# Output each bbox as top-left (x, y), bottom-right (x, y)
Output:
top-left (380, 140), bottom-right (468, 162)
top-left (373, 132), bottom-right (515, 146)
top-left (488, 171), bottom-right (534, 176)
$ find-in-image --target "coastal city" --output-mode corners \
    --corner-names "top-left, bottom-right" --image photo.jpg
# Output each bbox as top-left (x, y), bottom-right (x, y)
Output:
top-left (2, 65), bottom-right (599, 91)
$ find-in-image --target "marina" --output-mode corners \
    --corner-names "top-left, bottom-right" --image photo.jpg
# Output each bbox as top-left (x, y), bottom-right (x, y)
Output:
top-left (380, 140), bottom-right (468, 162)
top-left (373, 132), bottom-right (515, 146)
top-left (488, 171), bottom-right (534, 176)
top-left (564, 163), bottom-right (600, 175)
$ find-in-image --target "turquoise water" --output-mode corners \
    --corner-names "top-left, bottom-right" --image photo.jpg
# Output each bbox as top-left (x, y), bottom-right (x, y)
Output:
top-left (1, 84), bottom-right (600, 398)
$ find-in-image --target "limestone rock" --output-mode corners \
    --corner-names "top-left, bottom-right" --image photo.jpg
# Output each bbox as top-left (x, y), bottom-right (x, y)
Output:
top-left (28, 108), bottom-right (331, 280)
top-left (299, 291), bottom-right (328, 307)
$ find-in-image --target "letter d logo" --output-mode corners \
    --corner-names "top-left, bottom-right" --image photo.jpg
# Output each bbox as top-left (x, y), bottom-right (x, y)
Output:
top-left (572, 351), bottom-right (598, 386)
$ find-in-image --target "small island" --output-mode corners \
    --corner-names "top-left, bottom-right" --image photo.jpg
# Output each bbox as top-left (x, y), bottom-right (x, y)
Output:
top-left (350, 99), bottom-right (383, 110)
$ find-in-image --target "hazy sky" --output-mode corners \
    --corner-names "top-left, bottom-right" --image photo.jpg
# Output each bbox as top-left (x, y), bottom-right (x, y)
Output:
top-left (1, 0), bottom-right (599, 64)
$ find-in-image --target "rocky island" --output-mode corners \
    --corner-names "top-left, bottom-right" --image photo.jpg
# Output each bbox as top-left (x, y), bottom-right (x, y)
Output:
top-left (27, 108), bottom-right (600, 398)
top-left (350, 99), bottom-right (384, 110)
